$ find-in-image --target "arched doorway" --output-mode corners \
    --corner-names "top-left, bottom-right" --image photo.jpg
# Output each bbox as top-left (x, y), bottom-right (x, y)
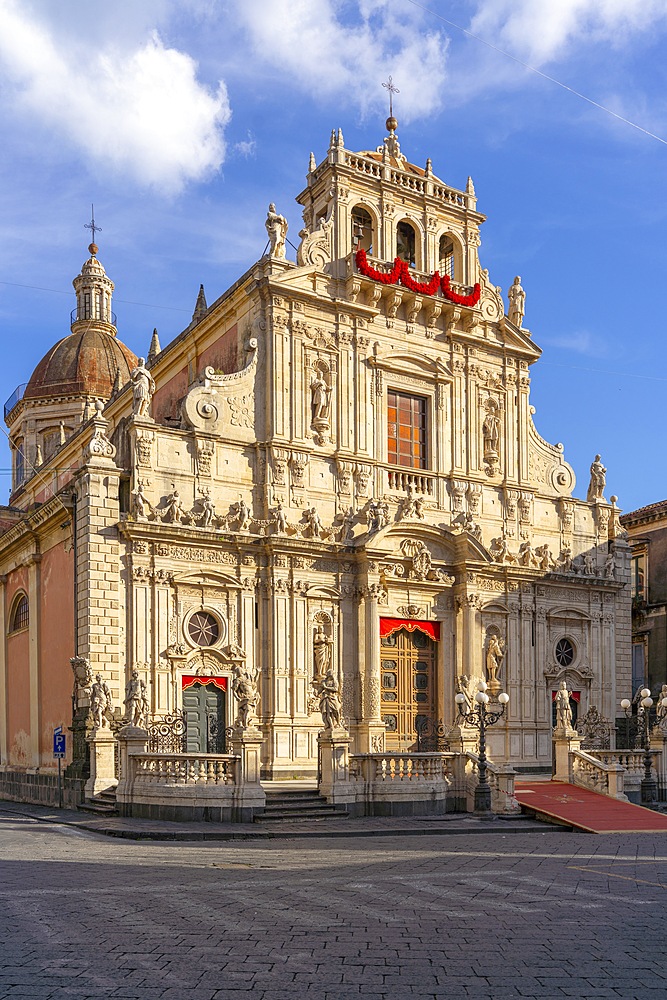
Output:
top-left (380, 626), bottom-right (437, 751)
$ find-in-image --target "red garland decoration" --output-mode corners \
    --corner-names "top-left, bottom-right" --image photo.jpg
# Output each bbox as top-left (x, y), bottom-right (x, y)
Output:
top-left (355, 249), bottom-right (480, 306)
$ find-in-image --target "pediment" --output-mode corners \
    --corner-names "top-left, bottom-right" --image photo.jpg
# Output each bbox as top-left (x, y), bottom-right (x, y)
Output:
top-left (370, 351), bottom-right (450, 380)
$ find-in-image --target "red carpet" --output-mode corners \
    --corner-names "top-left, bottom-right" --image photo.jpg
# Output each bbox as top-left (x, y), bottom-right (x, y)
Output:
top-left (514, 780), bottom-right (667, 833)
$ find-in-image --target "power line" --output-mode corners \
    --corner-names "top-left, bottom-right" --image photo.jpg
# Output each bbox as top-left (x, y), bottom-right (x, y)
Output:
top-left (0, 279), bottom-right (190, 313)
top-left (403, 0), bottom-right (667, 147)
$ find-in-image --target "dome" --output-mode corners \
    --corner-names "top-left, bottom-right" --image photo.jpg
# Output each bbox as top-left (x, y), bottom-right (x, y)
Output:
top-left (24, 328), bottom-right (138, 402)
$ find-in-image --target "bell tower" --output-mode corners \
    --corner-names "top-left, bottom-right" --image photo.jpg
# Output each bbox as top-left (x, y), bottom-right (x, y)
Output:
top-left (71, 240), bottom-right (117, 336)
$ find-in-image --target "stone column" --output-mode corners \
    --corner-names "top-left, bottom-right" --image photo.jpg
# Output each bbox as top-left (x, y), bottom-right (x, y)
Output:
top-left (27, 554), bottom-right (42, 767)
top-left (354, 589), bottom-right (386, 753)
top-left (318, 728), bottom-right (355, 809)
top-left (228, 726), bottom-right (266, 821)
top-left (553, 729), bottom-right (581, 782)
top-left (115, 724), bottom-right (148, 816)
top-left (0, 576), bottom-right (7, 763)
top-left (85, 727), bottom-right (117, 799)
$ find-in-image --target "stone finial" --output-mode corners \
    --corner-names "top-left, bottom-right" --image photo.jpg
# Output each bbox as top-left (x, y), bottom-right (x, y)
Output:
top-left (466, 176), bottom-right (476, 197)
top-left (147, 328), bottom-right (161, 365)
top-left (192, 285), bottom-right (207, 323)
top-left (425, 157), bottom-right (433, 177)
top-left (112, 367), bottom-right (122, 394)
top-left (309, 151), bottom-right (316, 172)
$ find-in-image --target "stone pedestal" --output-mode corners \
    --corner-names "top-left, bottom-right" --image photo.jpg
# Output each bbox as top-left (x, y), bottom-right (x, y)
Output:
top-left (351, 721), bottom-right (386, 754)
top-left (85, 726), bottom-right (117, 799)
top-left (553, 729), bottom-right (580, 782)
top-left (115, 724), bottom-right (148, 814)
top-left (650, 727), bottom-right (667, 801)
top-left (318, 728), bottom-right (355, 808)
top-left (228, 726), bottom-right (266, 821)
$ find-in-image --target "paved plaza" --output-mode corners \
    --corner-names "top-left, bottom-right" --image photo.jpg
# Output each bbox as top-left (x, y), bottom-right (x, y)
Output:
top-left (0, 813), bottom-right (666, 999)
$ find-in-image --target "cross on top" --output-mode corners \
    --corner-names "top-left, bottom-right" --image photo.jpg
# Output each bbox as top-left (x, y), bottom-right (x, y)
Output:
top-left (382, 76), bottom-right (399, 118)
top-left (84, 204), bottom-right (102, 245)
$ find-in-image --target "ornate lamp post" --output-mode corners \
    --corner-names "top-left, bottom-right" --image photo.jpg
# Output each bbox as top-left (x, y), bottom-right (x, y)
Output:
top-left (455, 681), bottom-right (509, 816)
top-left (620, 689), bottom-right (662, 809)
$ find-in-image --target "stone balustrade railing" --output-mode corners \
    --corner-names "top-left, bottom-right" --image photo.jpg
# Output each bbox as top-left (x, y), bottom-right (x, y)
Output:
top-left (384, 468), bottom-right (436, 496)
top-left (464, 752), bottom-right (520, 814)
top-left (349, 752), bottom-right (452, 784)
top-left (571, 748), bottom-right (627, 800)
top-left (133, 753), bottom-right (238, 786)
top-left (588, 749), bottom-right (648, 777)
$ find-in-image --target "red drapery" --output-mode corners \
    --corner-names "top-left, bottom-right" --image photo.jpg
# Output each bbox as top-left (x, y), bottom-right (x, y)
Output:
top-left (182, 675), bottom-right (228, 692)
top-left (551, 689), bottom-right (580, 702)
top-left (379, 618), bottom-right (440, 641)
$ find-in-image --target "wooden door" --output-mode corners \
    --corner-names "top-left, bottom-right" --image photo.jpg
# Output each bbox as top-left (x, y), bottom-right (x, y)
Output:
top-left (182, 682), bottom-right (226, 753)
top-left (380, 628), bottom-right (437, 751)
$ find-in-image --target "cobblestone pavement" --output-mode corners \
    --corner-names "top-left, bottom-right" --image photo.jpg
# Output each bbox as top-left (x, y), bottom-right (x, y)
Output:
top-left (1, 813), bottom-right (667, 999)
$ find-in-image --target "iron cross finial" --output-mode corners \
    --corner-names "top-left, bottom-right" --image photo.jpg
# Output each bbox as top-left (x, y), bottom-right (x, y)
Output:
top-left (84, 204), bottom-right (102, 245)
top-left (382, 76), bottom-right (400, 118)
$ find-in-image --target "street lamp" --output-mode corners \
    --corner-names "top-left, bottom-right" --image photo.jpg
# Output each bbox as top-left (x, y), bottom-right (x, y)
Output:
top-left (455, 680), bottom-right (509, 816)
top-left (621, 689), bottom-right (662, 809)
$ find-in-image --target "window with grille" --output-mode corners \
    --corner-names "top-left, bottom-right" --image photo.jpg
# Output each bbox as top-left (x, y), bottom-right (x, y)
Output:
top-left (387, 391), bottom-right (427, 469)
top-left (438, 235), bottom-right (455, 279)
top-left (10, 594), bottom-right (29, 632)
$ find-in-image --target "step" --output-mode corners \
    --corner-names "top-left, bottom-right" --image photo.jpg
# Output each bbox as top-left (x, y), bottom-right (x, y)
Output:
top-left (254, 808), bottom-right (349, 823)
top-left (78, 801), bottom-right (118, 815)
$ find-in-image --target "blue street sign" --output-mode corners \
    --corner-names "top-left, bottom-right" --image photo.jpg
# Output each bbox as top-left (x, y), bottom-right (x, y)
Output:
top-left (53, 727), bottom-right (66, 758)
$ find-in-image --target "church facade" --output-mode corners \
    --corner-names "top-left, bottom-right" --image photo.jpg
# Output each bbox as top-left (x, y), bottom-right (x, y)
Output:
top-left (0, 119), bottom-right (631, 801)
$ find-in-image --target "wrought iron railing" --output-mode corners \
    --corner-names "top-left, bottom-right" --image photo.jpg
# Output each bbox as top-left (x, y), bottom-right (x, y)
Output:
top-left (4, 383), bottom-right (26, 420)
top-left (70, 308), bottom-right (117, 326)
top-left (146, 711), bottom-right (187, 754)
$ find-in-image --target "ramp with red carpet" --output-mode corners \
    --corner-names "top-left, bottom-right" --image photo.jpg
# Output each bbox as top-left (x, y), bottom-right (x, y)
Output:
top-left (515, 780), bottom-right (667, 833)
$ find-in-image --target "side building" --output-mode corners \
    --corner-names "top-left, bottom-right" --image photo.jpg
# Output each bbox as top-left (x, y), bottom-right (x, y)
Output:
top-left (0, 119), bottom-right (631, 803)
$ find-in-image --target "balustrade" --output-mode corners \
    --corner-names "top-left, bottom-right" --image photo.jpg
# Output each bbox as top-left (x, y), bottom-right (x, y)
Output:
top-left (385, 468), bottom-right (436, 495)
top-left (133, 753), bottom-right (237, 786)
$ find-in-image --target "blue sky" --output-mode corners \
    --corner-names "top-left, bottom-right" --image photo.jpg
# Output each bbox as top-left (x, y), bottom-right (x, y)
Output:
top-left (1, 0), bottom-right (666, 513)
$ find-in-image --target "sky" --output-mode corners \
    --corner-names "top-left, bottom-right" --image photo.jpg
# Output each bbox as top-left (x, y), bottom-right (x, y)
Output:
top-left (0, 0), bottom-right (666, 514)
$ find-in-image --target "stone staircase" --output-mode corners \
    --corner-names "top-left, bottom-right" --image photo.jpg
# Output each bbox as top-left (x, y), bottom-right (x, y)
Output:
top-left (78, 786), bottom-right (118, 816)
top-left (255, 788), bottom-right (348, 823)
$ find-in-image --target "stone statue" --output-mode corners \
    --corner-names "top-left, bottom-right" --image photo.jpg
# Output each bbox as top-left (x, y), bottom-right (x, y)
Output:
top-left (265, 203), bottom-right (288, 259)
top-left (70, 655), bottom-right (93, 699)
top-left (306, 507), bottom-right (322, 538)
top-left (482, 409), bottom-right (500, 456)
top-left (555, 680), bottom-right (573, 732)
top-left (583, 551), bottom-right (595, 575)
top-left (232, 663), bottom-right (259, 729)
top-left (367, 499), bottom-right (389, 534)
top-left (508, 275), bottom-right (525, 328)
top-left (318, 667), bottom-right (343, 730)
top-left (310, 373), bottom-right (331, 421)
top-left (313, 625), bottom-right (333, 681)
top-left (163, 487), bottom-right (184, 524)
top-left (414, 495), bottom-right (426, 520)
top-left (124, 669), bottom-right (148, 728)
top-left (339, 506), bottom-right (355, 542)
top-left (656, 684), bottom-right (667, 727)
top-left (604, 550), bottom-right (616, 579)
top-left (554, 544), bottom-right (572, 573)
top-left (130, 358), bottom-right (156, 418)
top-left (518, 540), bottom-right (537, 567)
top-left (232, 498), bottom-right (252, 531)
top-left (586, 454), bottom-right (607, 503)
top-left (399, 487), bottom-right (418, 520)
top-left (535, 544), bottom-right (553, 571)
top-left (273, 501), bottom-right (288, 534)
top-left (199, 494), bottom-right (215, 527)
top-left (486, 635), bottom-right (504, 683)
top-left (456, 674), bottom-right (473, 716)
top-left (132, 483), bottom-right (150, 520)
top-left (90, 673), bottom-right (112, 729)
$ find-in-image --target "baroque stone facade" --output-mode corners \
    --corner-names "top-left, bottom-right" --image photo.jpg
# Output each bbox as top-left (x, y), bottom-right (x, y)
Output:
top-left (0, 118), bottom-right (630, 787)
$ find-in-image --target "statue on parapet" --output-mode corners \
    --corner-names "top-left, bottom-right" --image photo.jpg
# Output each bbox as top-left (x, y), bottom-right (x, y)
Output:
top-left (265, 203), bottom-right (288, 259)
top-left (130, 358), bottom-right (156, 419)
top-left (586, 454), bottom-right (607, 503)
top-left (124, 669), bottom-right (148, 728)
top-left (90, 674), bottom-right (113, 729)
top-left (508, 275), bottom-right (525, 328)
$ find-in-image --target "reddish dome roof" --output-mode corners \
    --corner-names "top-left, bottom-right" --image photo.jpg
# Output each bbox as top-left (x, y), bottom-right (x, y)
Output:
top-left (24, 329), bottom-right (138, 402)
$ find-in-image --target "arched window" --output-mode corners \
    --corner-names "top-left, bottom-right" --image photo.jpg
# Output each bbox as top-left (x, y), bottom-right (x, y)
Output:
top-left (14, 443), bottom-right (24, 487)
top-left (397, 221), bottom-right (417, 268)
top-left (439, 235), bottom-right (455, 279)
top-left (9, 593), bottom-right (29, 633)
top-left (351, 205), bottom-right (374, 253)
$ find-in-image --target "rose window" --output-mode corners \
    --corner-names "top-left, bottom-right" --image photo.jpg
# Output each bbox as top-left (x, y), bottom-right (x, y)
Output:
top-left (555, 638), bottom-right (575, 667)
top-left (187, 611), bottom-right (220, 647)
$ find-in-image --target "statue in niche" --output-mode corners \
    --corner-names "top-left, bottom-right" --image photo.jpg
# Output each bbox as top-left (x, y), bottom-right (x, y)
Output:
top-left (313, 625), bottom-right (333, 682)
top-left (586, 454), bottom-right (607, 503)
top-left (124, 669), bottom-right (148, 728)
top-left (265, 203), bottom-right (288, 259)
top-left (131, 482), bottom-right (150, 520)
top-left (555, 680), bottom-right (574, 732)
top-left (482, 407), bottom-right (500, 457)
top-left (232, 663), bottom-right (260, 729)
top-left (90, 673), bottom-right (112, 729)
top-left (130, 358), bottom-right (156, 418)
top-left (508, 275), bottom-right (525, 328)
top-left (310, 372), bottom-right (331, 421)
top-left (485, 635), bottom-right (505, 684)
top-left (318, 667), bottom-right (343, 730)
top-left (163, 486), bottom-right (184, 524)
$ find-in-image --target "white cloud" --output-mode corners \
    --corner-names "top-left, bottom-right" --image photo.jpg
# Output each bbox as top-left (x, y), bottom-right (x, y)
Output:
top-left (0, 0), bottom-right (231, 194)
top-left (470, 0), bottom-right (667, 66)
top-left (234, 0), bottom-right (449, 120)
top-left (541, 329), bottom-right (610, 358)
top-left (234, 131), bottom-right (257, 158)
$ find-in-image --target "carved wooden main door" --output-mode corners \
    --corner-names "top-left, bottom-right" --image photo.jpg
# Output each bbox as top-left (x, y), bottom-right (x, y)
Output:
top-left (182, 682), bottom-right (226, 754)
top-left (380, 628), bottom-right (437, 751)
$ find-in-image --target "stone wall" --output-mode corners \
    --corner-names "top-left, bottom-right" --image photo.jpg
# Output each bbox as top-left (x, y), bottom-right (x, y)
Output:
top-left (0, 767), bottom-right (85, 809)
